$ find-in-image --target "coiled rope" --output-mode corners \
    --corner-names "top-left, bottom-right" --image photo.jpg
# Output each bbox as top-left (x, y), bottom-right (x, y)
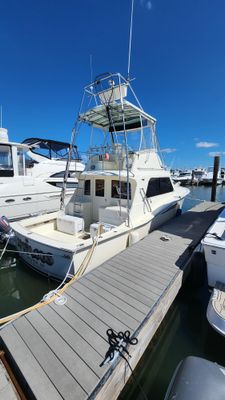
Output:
top-left (100, 329), bottom-right (148, 400)
top-left (0, 225), bottom-right (102, 326)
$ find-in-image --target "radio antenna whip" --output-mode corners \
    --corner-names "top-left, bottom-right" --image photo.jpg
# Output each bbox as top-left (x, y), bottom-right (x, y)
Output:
top-left (127, 0), bottom-right (135, 80)
top-left (90, 54), bottom-right (93, 83)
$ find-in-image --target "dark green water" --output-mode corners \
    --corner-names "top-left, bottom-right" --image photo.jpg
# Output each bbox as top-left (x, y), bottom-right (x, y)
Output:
top-left (0, 250), bottom-right (57, 319)
top-left (0, 185), bottom-right (224, 399)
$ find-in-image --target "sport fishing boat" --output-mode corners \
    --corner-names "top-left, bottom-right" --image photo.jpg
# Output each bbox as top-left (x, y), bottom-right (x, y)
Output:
top-left (0, 130), bottom-right (84, 221)
top-left (11, 72), bottom-right (189, 280)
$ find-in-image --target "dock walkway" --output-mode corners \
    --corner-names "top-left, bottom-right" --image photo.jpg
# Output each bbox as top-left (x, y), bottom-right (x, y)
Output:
top-left (0, 201), bottom-right (224, 400)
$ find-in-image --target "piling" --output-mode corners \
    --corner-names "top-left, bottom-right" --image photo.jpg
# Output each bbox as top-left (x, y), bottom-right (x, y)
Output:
top-left (211, 155), bottom-right (220, 202)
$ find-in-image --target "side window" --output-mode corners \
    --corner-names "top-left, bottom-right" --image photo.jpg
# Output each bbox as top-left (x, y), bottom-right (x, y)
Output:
top-left (159, 178), bottom-right (173, 194)
top-left (111, 180), bottom-right (131, 199)
top-left (84, 180), bottom-right (91, 195)
top-left (146, 177), bottom-right (173, 198)
top-left (25, 152), bottom-right (37, 168)
top-left (146, 178), bottom-right (160, 197)
top-left (17, 149), bottom-right (25, 176)
top-left (0, 145), bottom-right (14, 177)
top-left (95, 179), bottom-right (104, 197)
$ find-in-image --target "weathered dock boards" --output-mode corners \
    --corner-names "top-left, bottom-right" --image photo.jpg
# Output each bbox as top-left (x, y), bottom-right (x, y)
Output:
top-left (0, 201), bottom-right (224, 400)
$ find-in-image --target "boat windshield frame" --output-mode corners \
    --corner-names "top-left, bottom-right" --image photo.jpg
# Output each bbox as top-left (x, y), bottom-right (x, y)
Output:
top-left (22, 138), bottom-right (81, 161)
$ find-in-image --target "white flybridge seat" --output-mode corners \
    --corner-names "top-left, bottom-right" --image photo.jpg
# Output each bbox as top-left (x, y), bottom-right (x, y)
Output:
top-left (99, 205), bottom-right (128, 226)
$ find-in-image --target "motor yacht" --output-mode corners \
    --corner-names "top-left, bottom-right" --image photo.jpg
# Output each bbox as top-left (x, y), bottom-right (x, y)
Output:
top-left (172, 170), bottom-right (192, 186)
top-left (0, 131), bottom-right (84, 220)
top-left (202, 167), bottom-right (222, 185)
top-left (11, 72), bottom-right (189, 280)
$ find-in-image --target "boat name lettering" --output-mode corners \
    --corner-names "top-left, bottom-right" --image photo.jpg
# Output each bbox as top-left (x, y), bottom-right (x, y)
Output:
top-left (17, 238), bottom-right (54, 266)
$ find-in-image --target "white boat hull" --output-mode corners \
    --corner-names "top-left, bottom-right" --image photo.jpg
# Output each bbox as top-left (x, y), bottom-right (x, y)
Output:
top-left (0, 190), bottom-right (74, 221)
top-left (202, 208), bottom-right (225, 287)
top-left (13, 198), bottom-right (184, 280)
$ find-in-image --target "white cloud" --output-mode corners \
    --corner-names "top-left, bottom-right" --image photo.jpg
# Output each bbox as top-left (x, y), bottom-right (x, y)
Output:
top-left (161, 148), bottom-right (176, 153)
top-left (209, 152), bottom-right (221, 157)
top-left (196, 141), bottom-right (218, 148)
top-left (140, 0), bottom-right (152, 11)
top-left (146, 1), bottom-right (152, 10)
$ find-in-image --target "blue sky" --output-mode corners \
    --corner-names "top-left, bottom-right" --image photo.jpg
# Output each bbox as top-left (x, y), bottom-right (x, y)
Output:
top-left (0, 0), bottom-right (225, 168)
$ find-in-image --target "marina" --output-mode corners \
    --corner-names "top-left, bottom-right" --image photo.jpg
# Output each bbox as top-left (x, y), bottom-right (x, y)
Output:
top-left (0, 200), bottom-right (224, 399)
top-left (1, 0), bottom-right (225, 398)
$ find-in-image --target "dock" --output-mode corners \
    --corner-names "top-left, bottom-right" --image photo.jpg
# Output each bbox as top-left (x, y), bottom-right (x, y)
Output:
top-left (0, 201), bottom-right (224, 400)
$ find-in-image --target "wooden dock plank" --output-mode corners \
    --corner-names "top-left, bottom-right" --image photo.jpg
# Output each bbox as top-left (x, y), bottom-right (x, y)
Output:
top-left (85, 273), bottom-right (150, 314)
top-left (0, 359), bottom-right (20, 400)
top-left (80, 277), bottom-right (146, 321)
top-left (66, 286), bottom-right (131, 332)
top-left (112, 255), bottom-right (175, 284)
top-left (48, 302), bottom-right (108, 357)
top-left (107, 257), bottom-right (170, 289)
top-left (71, 282), bottom-right (140, 328)
top-left (54, 292), bottom-right (110, 342)
top-left (92, 268), bottom-right (157, 307)
top-left (37, 306), bottom-right (106, 377)
top-left (1, 324), bottom-right (63, 400)
top-left (114, 246), bottom-right (179, 274)
top-left (101, 262), bottom-right (163, 297)
top-left (94, 266), bottom-right (158, 304)
top-left (13, 316), bottom-right (87, 400)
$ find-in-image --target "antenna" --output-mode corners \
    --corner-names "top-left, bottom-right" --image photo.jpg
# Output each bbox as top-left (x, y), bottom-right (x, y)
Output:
top-left (0, 105), bottom-right (2, 128)
top-left (90, 54), bottom-right (93, 83)
top-left (127, 0), bottom-right (135, 79)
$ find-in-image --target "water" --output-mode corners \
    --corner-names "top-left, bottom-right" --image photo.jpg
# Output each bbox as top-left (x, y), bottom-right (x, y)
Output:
top-left (0, 249), bottom-right (57, 319)
top-left (0, 185), bottom-right (224, 396)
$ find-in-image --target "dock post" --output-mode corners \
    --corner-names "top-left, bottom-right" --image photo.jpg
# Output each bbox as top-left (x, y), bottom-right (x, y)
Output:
top-left (211, 155), bottom-right (220, 202)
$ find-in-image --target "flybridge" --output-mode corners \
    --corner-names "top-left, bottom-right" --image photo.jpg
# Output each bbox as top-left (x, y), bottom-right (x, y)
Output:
top-left (78, 72), bottom-right (158, 151)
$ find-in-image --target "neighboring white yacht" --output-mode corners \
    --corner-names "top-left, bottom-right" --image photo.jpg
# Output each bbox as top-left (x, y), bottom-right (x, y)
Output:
top-left (192, 167), bottom-right (205, 185)
top-left (11, 72), bottom-right (189, 280)
top-left (172, 170), bottom-right (192, 186)
top-left (202, 167), bottom-right (222, 185)
top-left (201, 208), bottom-right (225, 336)
top-left (0, 130), bottom-right (84, 221)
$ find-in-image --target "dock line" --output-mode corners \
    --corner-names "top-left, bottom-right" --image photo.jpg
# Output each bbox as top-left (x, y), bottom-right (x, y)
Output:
top-left (0, 225), bottom-right (102, 326)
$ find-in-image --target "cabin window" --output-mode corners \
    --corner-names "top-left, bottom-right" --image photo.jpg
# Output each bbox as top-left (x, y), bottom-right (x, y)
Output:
top-left (25, 152), bottom-right (37, 168)
top-left (0, 145), bottom-right (13, 177)
top-left (111, 180), bottom-right (131, 199)
top-left (84, 180), bottom-right (91, 195)
top-left (146, 177), bottom-right (173, 197)
top-left (95, 179), bottom-right (104, 197)
top-left (17, 149), bottom-right (25, 176)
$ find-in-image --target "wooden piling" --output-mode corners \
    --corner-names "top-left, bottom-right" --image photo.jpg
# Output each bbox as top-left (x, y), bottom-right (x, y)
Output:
top-left (211, 155), bottom-right (220, 202)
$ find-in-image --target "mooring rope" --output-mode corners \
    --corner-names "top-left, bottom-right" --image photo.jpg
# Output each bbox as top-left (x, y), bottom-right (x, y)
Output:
top-left (0, 225), bottom-right (102, 326)
top-left (0, 232), bottom-right (12, 262)
top-left (100, 328), bottom-right (148, 400)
